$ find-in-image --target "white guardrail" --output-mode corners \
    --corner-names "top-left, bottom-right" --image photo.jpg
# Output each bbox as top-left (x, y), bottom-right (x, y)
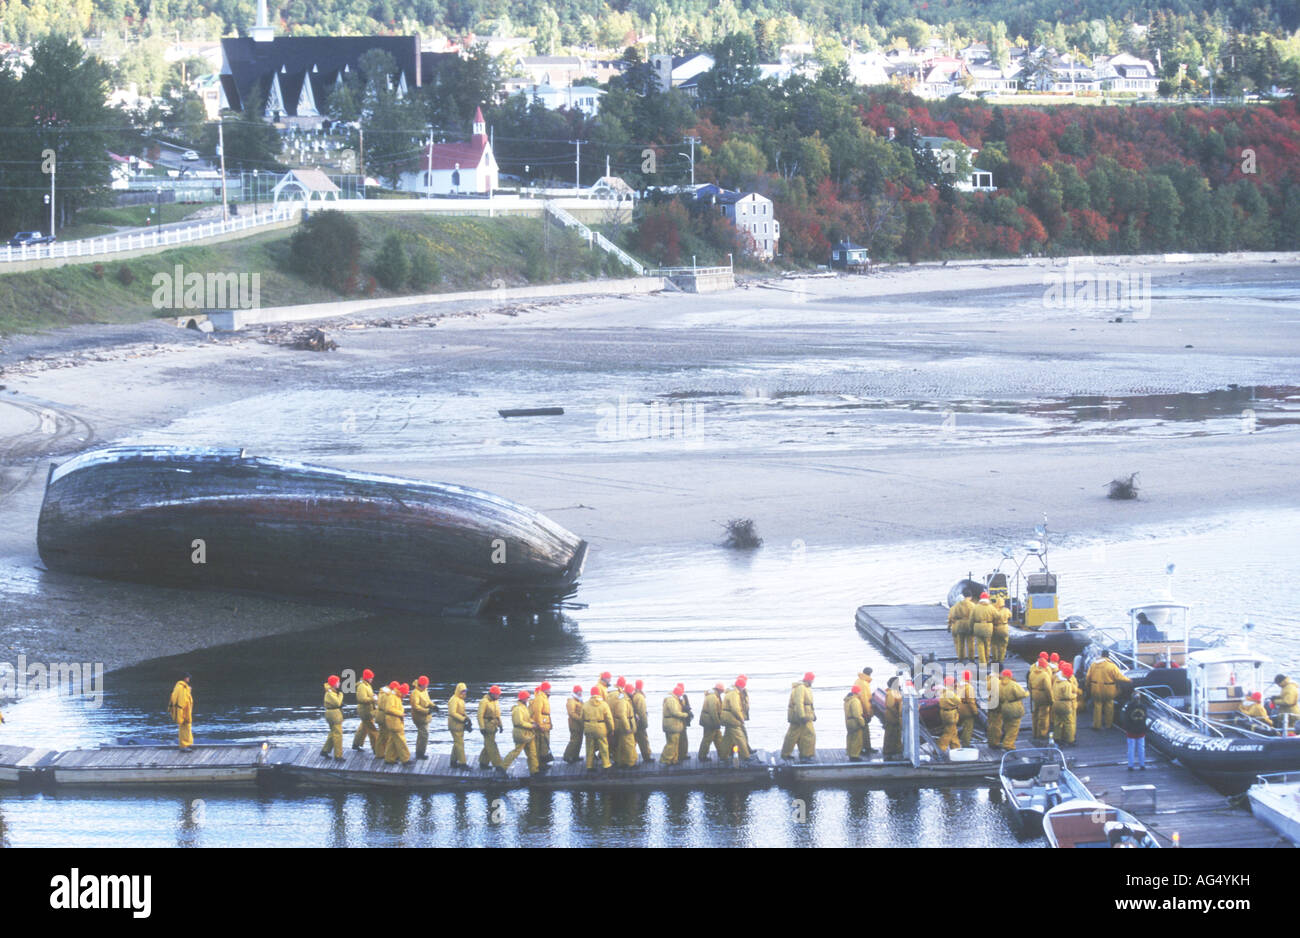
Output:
top-left (0, 205), bottom-right (300, 264)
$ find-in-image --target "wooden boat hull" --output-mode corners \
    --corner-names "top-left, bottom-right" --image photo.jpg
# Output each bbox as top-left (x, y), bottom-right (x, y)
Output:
top-left (1043, 798), bottom-right (1160, 848)
top-left (37, 446), bottom-right (587, 614)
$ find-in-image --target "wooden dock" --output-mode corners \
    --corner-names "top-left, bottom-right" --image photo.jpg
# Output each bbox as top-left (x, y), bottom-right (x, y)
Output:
top-left (855, 602), bottom-right (1291, 848)
top-left (775, 746), bottom-right (1000, 786)
top-left (41, 742), bottom-right (270, 787)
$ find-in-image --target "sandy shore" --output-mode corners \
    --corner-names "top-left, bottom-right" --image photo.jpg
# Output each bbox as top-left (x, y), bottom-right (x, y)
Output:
top-left (1, 254), bottom-right (1298, 671)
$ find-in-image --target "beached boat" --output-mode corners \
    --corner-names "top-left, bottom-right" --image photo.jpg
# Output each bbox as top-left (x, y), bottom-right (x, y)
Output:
top-left (1247, 773), bottom-right (1300, 845)
top-left (998, 747), bottom-right (1094, 837)
top-left (37, 446), bottom-right (588, 614)
top-left (1042, 799), bottom-right (1161, 848)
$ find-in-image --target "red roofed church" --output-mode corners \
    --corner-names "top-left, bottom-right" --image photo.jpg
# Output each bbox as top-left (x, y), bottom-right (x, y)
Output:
top-left (397, 107), bottom-right (498, 195)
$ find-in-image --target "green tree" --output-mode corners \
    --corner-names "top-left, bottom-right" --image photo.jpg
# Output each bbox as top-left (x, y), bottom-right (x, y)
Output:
top-left (373, 232), bottom-right (410, 290)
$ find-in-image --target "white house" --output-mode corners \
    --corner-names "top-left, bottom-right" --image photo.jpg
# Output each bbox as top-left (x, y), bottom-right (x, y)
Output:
top-left (918, 136), bottom-right (996, 192)
top-left (397, 107), bottom-right (499, 195)
top-left (1094, 53), bottom-right (1160, 93)
top-left (512, 83), bottom-right (604, 116)
top-left (694, 184), bottom-right (780, 259)
top-left (650, 53), bottom-right (714, 93)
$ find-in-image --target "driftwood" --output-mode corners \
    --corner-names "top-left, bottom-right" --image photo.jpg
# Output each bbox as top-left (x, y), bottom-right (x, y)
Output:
top-left (289, 328), bottom-right (338, 352)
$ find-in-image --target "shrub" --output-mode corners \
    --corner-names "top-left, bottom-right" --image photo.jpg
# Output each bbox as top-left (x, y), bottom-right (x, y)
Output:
top-left (115, 265), bottom-right (135, 286)
top-left (372, 232), bottom-right (410, 290)
top-left (406, 241), bottom-right (440, 291)
top-left (1107, 473), bottom-right (1140, 500)
top-left (721, 518), bottom-right (763, 549)
top-left (288, 210), bottom-right (361, 294)
top-left (92, 263), bottom-right (104, 280)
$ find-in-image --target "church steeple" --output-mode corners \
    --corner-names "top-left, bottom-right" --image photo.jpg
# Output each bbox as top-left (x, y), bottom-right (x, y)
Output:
top-left (252, 0), bottom-right (275, 42)
top-left (472, 106), bottom-right (486, 138)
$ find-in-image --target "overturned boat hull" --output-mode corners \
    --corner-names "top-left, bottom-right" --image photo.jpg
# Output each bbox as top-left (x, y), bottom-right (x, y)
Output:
top-left (37, 446), bottom-right (587, 614)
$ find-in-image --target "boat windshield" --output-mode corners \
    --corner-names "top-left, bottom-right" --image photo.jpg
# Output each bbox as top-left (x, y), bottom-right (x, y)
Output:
top-left (1128, 604), bottom-right (1190, 666)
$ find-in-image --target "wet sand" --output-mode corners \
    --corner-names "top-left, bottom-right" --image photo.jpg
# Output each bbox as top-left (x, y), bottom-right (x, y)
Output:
top-left (1, 255), bottom-right (1298, 671)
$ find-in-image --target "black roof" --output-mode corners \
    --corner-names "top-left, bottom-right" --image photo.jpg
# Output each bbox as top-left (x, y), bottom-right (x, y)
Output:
top-left (220, 35), bottom-right (420, 115)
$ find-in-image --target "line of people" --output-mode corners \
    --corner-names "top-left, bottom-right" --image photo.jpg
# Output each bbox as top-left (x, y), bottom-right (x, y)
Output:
top-left (947, 590), bottom-right (1012, 666)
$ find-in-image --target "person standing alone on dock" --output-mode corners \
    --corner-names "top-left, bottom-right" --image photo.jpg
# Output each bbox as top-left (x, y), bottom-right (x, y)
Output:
top-left (410, 676), bottom-right (437, 760)
top-left (632, 680), bottom-right (654, 763)
top-left (352, 668), bottom-right (379, 753)
top-left (844, 686), bottom-right (868, 761)
top-left (1051, 665), bottom-right (1078, 746)
top-left (996, 670), bottom-right (1028, 750)
top-left (448, 683), bottom-right (472, 769)
top-left (949, 591), bottom-right (975, 660)
top-left (1028, 654), bottom-right (1053, 740)
top-left (1123, 701), bottom-right (1148, 769)
top-left (781, 673), bottom-right (817, 762)
top-left (531, 682), bottom-right (554, 765)
top-left (168, 673), bottom-right (194, 752)
top-left (882, 677), bottom-right (903, 758)
top-left (503, 690), bottom-right (540, 776)
top-left (661, 684), bottom-right (689, 766)
top-left (583, 685), bottom-right (614, 772)
top-left (563, 686), bottom-right (585, 764)
top-left (698, 683), bottom-right (727, 762)
top-left (321, 675), bottom-right (344, 760)
top-left (478, 686), bottom-right (507, 774)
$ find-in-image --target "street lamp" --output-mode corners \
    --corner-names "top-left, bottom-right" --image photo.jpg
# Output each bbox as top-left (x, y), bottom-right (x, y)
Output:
top-left (252, 169), bottom-right (259, 214)
top-left (677, 152), bottom-right (695, 188)
top-left (154, 185), bottom-right (162, 226)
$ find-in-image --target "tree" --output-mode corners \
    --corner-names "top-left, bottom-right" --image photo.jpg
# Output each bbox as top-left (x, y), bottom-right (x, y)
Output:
top-left (697, 30), bottom-right (761, 114)
top-left (373, 232), bottom-right (410, 290)
top-left (289, 211), bottom-right (361, 294)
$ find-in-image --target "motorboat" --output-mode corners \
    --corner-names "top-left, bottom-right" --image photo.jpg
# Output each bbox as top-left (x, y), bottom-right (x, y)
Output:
top-left (1246, 772), bottom-right (1300, 845)
top-left (37, 445), bottom-right (588, 614)
top-left (998, 747), bottom-right (1094, 837)
top-left (1042, 799), bottom-right (1161, 848)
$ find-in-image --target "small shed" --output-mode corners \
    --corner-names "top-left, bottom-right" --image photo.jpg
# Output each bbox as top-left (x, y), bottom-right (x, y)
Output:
top-left (272, 168), bottom-right (341, 205)
top-left (830, 240), bottom-right (870, 272)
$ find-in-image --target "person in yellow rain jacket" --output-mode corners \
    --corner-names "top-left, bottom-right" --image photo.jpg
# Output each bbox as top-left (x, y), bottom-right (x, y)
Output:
top-left (1239, 691), bottom-right (1272, 727)
top-left (853, 668), bottom-right (875, 752)
top-left (721, 680), bottom-right (752, 763)
top-left (985, 669), bottom-right (1004, 750)
top-left (936, 676), bottom-right (961, 752)
top-left (844, 686), bottom-right (868, 761)
top-left (882, 677), bottom-right (903, 757)
top-left (1086, 651), bottom-right (1131, 730)
top-left (563, 685), bottom-right (585, 764)
top-left (610, 684), bottom-right (638, 767)
top-left (375, 683), bottom-right (396, 760)
top-left (447, 683), bottom-right (472, 769)
top-left (697, 684), bottom-right (727, 761)
top-left (583, 685), bottom-right (615, 771)
top-left (632, 680), bottom-right (654, 763)
top-left (969, 593), bottom-right (997, 666)
top-left (382, 683), bottom-right (412, 765)
top-left (477, 685), bottom-right (506, 772)
top-left (321, 675), bottom-right (345, 760)
top-left (997, 670), bottom-right (1029, 750)
top-left (1051, 665), bottom-right (1079, 745)
top-left (949, 593), bottom-right (975, 659)
top-left (530, 681), bottom-right (554, 765)
top-left (168, 673), bottom-right (194, 752)
top-left (410, 676), bottom-right (437, 760)
top-left (991, 597), bottom-right (1012, 665)
top-left (352, 668), bottom-right (379, 753)
top-left (781, 673), bottom-right (817, 761)
top-left (1028, 654), bottom-right (1054, 739)
top-left (1067, 664), bottom-right (1083, 718)
top-left (503, 690), bottom-right (540, 775)
top-left (661, 684), bottom-right (689, 766)
top-left (1273, 674), bottom-right (1300, 734)
top-left (956, 670), bottom-right (978, 748)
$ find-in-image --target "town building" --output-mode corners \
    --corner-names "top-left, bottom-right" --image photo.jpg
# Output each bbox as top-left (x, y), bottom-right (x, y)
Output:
top-left (396, 107), bottom-right (499, 195)
top-left (693, 184), bottom-right (780, 259)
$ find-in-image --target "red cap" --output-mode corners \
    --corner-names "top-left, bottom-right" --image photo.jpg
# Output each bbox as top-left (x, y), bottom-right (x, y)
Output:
top-left (399, 683), bottom-right (410, 696)
top-left (1038, 653), bottom-right (1048, 661)
top-left (539, 681), bottom-right (551, 693)
top-left (850, 686), bottom-right (861, 694)
top-left (714, 682), bottom-right (725, 691)
top-left (635, 679), bottom-right (644, 690)
top-left (1001, 669), bottom-right (1013, 678)
top-left (362, 668), bottom-right (374, 681)
top-left (962, 670), bottom-right (971, 681)
top-left (674, 683), bottom-right (685, 695)
top-left (389, 681), bottom-right (400, 690)
top-left (573, 685), bottom-right (583, 695)
top-left (489, 685), bottom-right (501, 696)
top-left (1050, 653), bottom-right (1060, 662)
top-left (417, 676), bottom-right (429, 687)
top-left (518, 690), bottom-right (529, 700)
top-left (803, 672), bottom-right (815, 683)
top-left (327, 675), bottom-right (340, 687)
top-left (1252, 691), bottom-right (1263, 701)
top-left (980, 591), bottom-right (990, 599)
top-left (1060, 664), bottom-right (1073, 677)
top-left (616, 676), bottom-right (626, 687)
top-left (592, 685), bottom-right (604, 696)
top-left (600, 672), bottom-right (611, 682)
top-left (736, 676), bottom-right (747, 688)
top-left (944, 676), bottom-right (955, 685)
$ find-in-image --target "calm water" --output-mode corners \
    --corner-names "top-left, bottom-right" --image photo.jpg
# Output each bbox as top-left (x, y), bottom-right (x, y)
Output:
top-left (2, 508), bottom-right (1297, 847)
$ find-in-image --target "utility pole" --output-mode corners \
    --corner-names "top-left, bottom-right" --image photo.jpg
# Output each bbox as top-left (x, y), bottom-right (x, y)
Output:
top-left (571, 139), bottom-right (587, 190)
top-left (218, 119), bottom-right (228, 222)
top-left (358, 125), bottom-right (364, 178)
top-left (683, 135), bottom-right (700, 187)
top-left (49, 156), bottom-right (55, 236)
top-left (426, 124), bottom-right (433, 198)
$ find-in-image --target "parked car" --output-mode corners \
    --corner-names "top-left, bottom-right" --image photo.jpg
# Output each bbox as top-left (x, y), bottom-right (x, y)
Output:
top-left (182, 150), bottom-right (200, 161)
top-left (8, 230), bottom-right (55, 247)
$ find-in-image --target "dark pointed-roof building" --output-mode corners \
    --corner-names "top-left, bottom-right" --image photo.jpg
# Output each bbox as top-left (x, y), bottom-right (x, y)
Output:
top-left (219, 0), bottom-right (421, 125)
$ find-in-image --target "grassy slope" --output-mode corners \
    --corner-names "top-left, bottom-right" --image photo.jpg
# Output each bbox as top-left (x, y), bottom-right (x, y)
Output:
top-left (0, 213), bottom-right (627, 336)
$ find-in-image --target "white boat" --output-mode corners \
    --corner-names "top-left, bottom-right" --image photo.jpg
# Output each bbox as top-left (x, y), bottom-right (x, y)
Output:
top-left (1042, 798), bottom-right (1161, 848)
top-left (1247, 772), bottom-right (1300, 845)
